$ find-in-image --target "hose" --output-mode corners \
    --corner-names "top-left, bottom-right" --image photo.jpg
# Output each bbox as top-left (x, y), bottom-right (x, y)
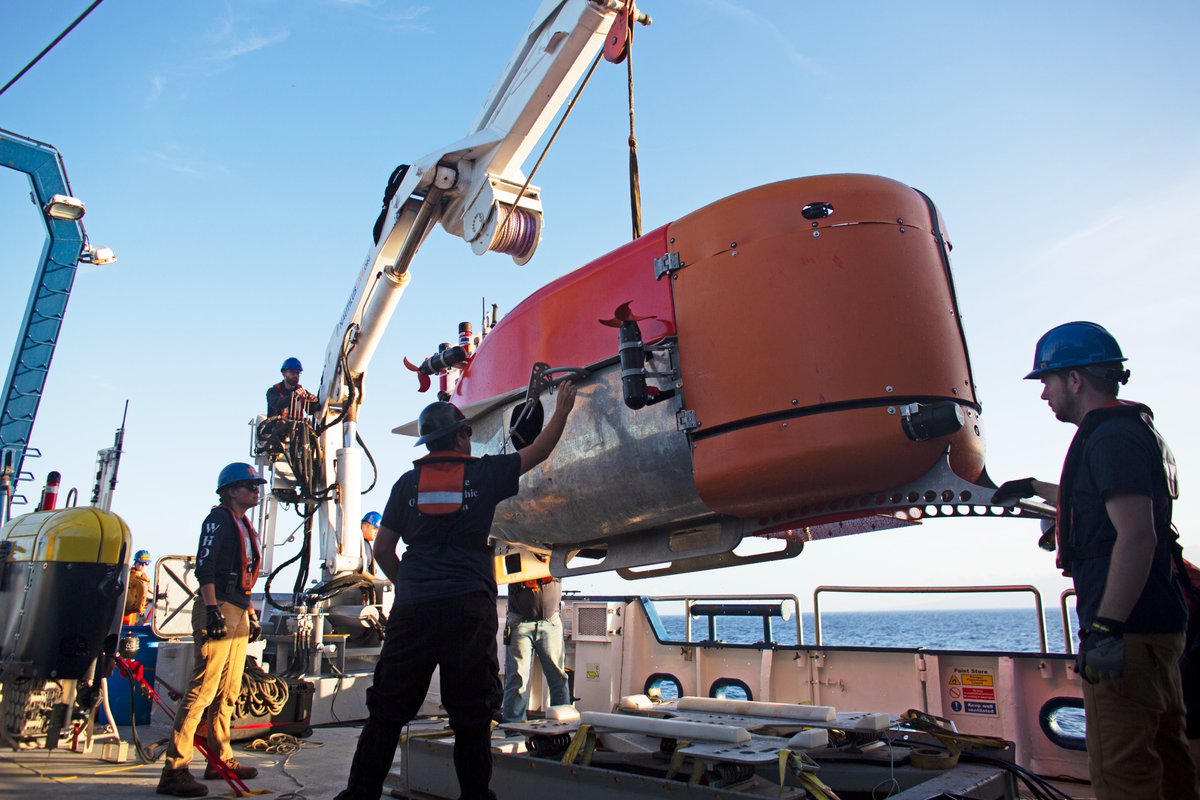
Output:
top-left (264, 513), bottom-right (312, 612)
top-left (355, 431), bottom-right (378, 495)
top-left (255, 416), bottom-right (331, 506)
top-left (127, 677), bottom-right (166, 762)
top-left (235, 658), bottom-right (290, 719)
top-left (959, 751), bottom-right (1076, 800)
top-left (305, 573), bottom-right (375, 603)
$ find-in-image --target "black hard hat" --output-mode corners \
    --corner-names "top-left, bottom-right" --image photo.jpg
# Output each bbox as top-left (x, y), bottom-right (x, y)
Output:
top-left (414, 401), bottom-right (469, 447)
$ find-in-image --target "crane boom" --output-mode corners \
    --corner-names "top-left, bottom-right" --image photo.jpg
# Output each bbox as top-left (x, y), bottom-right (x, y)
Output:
top-left (0, 129), bottom-right (88, 520)
top-left (292, 0), bottom-right (630, 576)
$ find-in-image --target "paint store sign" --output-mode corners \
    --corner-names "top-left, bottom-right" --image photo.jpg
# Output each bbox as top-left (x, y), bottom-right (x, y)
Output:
top-left (947, 667), bottom-right (997, 716)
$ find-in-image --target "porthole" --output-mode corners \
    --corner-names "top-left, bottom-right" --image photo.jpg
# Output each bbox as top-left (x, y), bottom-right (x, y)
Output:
top-left (1038, 696), bottom-right (1086, 751)
top-left (643, 672), bottom-right (683, 701)
top-left (709, 677), bottom-right (753, 701)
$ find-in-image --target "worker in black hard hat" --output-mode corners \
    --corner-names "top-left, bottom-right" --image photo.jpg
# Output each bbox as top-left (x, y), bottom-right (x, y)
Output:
top-left (994, 322), bottom-right (1197, 800)
top-left (266, 357), bottom-right (318, 418)
top-left (335, 382), bottom-right (578, 800)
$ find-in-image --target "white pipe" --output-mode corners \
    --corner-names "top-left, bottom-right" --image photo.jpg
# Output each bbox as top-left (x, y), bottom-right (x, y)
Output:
top-left (334, 445), bottom-right (362, 573)
top-left (677, 695), bottom-right (836, 722)
top-left (579, 711), bottom-right (750, 743)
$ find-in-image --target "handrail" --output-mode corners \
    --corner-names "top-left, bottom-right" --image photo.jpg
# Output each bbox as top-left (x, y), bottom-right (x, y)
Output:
top-left (1060, 588), bottom-right (1078, 654)
top-left (642, 594), bottom-right (803, 645)
top-left (812, 584), bottom-right (1049, 652)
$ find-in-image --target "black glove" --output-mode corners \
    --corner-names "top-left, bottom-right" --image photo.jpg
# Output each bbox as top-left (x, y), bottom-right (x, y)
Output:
top-left (1037, 519), bottom-right (1057, 552)
top-left (991, 477), bottom-right (1036, 506)
top-left (248, 612), bottom-right (262, 643)
top-left (205, 605), bottom-right (227, 641)
top-left (1076, 617), bottom-right (1125, 684)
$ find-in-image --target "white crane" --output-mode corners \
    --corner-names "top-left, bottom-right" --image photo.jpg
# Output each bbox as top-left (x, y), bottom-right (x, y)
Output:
top-left (255, 1), bottom-right (648, 582)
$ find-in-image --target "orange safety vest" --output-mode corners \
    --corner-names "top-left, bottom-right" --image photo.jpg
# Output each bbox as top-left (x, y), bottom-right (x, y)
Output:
top-left (221, 506), bottom-right (262, 592)
top-left (414, 451), bottom-right (478, 515)
top-left (521, 576), bottom-right (554, 590)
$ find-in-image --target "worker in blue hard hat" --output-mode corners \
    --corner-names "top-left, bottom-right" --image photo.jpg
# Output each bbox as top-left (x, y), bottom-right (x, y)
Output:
top-left (361, 511), bottom-right (382, 576)
top-left (123, 549), bottom-right (153, 626)
top-left (993, 322), bottom-right (1197, 800)
top-left (266, 356), bottom-right (318, 418)
top-left (158, 462), bottom-right (266, 797)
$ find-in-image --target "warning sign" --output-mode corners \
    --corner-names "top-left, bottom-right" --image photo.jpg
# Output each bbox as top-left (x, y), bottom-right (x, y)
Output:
top-left (948, 668), bottom-right (997, 713)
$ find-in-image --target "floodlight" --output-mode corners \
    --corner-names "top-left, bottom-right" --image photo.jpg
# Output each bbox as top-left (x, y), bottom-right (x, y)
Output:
top-left (79, 244), bottom-right (116, 265)
top-left (43, 194), bottom-right (86, 221)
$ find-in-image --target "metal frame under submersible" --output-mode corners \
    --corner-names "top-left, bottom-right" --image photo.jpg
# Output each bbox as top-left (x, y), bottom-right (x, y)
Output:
top-left (391, 721), bottom-right (1016, 800)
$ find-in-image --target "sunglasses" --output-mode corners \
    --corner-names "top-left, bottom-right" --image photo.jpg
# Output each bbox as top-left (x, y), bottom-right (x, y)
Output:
top-left (233, 482), bottom-right (263, 491)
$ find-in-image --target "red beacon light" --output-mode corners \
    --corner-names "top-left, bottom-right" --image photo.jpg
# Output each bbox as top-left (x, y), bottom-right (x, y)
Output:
top-left (38, 470), bottom-right (61, 512)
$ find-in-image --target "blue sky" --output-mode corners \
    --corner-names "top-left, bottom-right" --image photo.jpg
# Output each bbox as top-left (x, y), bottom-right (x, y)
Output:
top-left (1, 1), bottom-right (1198, 612)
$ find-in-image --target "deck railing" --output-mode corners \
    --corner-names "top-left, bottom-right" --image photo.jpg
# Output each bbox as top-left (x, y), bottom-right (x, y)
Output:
top-left (812, 584), bottom-right (1051, 653)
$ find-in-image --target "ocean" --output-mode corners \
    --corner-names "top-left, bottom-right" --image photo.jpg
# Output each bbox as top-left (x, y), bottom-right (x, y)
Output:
top-left (656, 607), bottom-right (1082, 652)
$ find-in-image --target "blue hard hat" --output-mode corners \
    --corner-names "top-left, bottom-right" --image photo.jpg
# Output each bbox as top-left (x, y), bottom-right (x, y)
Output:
top-left (134, 549), bottom-right (151, 565)
top-left (1024, 321), bottom-right (1126, 380)
top-left (280, 357), bottom-right (303, 372)
top-left (216, 462), bottom-right (268, 492)
top-left (362, 511), bottom-right (382, 526)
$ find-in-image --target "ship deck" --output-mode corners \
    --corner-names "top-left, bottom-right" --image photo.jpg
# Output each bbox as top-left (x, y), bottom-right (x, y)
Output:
top-left (0, 719), bottom-right (1095, 800)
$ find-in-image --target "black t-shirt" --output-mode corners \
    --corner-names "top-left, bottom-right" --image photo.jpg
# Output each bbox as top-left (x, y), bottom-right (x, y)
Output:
top-left (1069, 413), bottom-right (1185, 633)
top-left (507, 579), bottom-right (562, 620)
top-left (381, 452), bottom-right (521, 604)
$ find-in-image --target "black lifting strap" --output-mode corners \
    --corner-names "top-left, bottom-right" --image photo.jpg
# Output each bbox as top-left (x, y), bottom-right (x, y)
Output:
top-left (625, 9), bottom-right (643, 241)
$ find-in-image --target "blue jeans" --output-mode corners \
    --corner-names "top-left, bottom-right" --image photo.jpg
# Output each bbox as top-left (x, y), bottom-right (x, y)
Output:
top-left (501, 612), bottom-right (570, 722)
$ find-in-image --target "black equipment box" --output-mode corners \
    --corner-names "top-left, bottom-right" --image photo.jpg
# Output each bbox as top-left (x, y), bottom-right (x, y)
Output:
top-left (230, 677), bottom-right (314, 742)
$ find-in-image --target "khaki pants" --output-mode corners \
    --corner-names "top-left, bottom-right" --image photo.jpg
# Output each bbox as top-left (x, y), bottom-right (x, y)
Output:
top-left (1083, 631), bottom-right (1200, 800)
top-left (165, 600), bottom-right (250, 770)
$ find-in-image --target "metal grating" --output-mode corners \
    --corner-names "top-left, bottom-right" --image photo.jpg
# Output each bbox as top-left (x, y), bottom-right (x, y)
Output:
top-left (576, 605), bottom-right (609, 638)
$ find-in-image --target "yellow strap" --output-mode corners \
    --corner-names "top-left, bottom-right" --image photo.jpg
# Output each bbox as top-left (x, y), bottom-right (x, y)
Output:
top-left (781, 750), bottom-right (842, 800)
top-left (798, 771), bottom-right (836, 800)
top-left (581, 727), bottom-right (597, 766)
top-left (561, 723), bottom-right (593, 764)
top-left (398, 724), bottom-right (454, 744)
top-left (665, 740), bottom-right (690, 780)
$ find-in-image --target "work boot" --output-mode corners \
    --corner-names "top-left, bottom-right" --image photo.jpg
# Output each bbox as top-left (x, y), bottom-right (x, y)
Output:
top-left (157, 767), bottom-right (208, 797)
top-left (203, 757), bottom-right (259, 780)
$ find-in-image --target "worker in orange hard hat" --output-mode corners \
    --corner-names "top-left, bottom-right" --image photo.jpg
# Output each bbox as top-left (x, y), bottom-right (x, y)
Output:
top-left (123, 549), bottom-right (152, 626)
